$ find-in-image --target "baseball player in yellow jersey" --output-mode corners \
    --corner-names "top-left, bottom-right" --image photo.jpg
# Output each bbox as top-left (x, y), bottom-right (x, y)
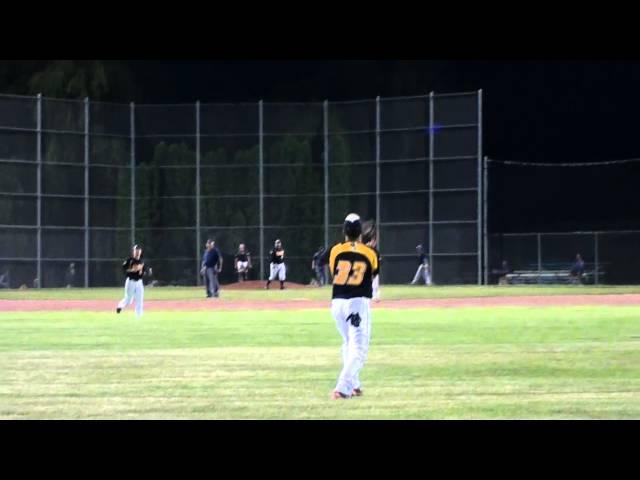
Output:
top-left (329, 213), bottom-right (379, 400)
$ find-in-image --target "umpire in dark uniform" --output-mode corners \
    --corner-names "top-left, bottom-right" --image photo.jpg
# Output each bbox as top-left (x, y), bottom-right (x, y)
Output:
top-left (201, 239), bottom-right (223, 298)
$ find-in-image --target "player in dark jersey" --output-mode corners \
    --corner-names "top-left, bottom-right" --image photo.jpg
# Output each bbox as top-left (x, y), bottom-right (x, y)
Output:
top-left (116, 244), bottom-right (147, 317)
top-left (328, 213), bottom-right (379, 400)
top-left (311, 246), bottom-right (327, 286)
top-left (265, 239), bottom-right (286, 290)
top-left (234, 243), bottom-right (252, 282)
top-left (410, 244), bottom-right (431, 285)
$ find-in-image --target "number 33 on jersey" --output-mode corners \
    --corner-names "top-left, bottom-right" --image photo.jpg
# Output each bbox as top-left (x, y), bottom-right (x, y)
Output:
top-left (329, 241), bottom-right (379, 299)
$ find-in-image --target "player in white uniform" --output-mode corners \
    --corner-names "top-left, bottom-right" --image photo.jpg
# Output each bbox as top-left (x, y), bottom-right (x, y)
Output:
top-left (234, 243), bottom-right (252, 282)
top-left (116, 244), bottom-right (146, 317)
top-left (265, 239), bottom-right (286, 290)
top-left (361, 222), bottom-right (381, 302)
top-left (329, 213), bottom-right (379, 400)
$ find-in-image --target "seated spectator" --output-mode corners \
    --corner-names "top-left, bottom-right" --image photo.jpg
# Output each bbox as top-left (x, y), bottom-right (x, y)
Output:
top-left (65, 262), bottom-right (76, 288)
top-left (497, 260), bottom-right (511, 285)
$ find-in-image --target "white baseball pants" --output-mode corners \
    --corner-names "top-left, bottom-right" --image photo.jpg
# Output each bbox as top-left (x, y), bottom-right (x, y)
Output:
top-left (372, 275), bottom-right (380, 300)
top-left (236, 261), bottom-right (249, 272)
top-left (332, 297), bottom-right (371, 397)
top-left (269, 263), bottom-right (286, 281)
top-left (118, 278), bottom-right (144, 317)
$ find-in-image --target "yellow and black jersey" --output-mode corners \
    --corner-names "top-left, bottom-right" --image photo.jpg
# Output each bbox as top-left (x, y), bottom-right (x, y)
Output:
top-left (371, 246), bottom-right (381, 270)
top-left (329, 241), bottom-right (379, 299)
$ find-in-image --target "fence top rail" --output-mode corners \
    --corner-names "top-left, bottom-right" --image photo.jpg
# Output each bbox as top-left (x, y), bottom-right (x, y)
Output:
top-left (432, 91), bottom-right (480, 99)
top-left (0, 92), bottom-right (39, 100)
top-left (136, 102), bottom-right (259, 108)
top-left (379, 94), bottom-right (430, 101)
top-left (199, 102), bottom-right (262, 107)
top-left (262, 101), bottom-right (325, 106)
top-left (488, 157), bottom-right (640, 167)
top-left (496, 230), bottom-right (640, 236)
top-left (327, 98), bottom-right (376, 105)
top-left (86, 99), bottom-right (133, 107)
top-left (1, 92), bottom-right (476, 107)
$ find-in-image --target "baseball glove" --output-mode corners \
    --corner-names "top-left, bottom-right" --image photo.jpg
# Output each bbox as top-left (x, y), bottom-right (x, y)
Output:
top-left (361, 219), bottom-right (377, 247)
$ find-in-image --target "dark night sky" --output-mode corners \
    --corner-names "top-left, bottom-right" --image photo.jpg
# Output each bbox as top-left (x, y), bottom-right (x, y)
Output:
top-left (125, 60), bottom-right (640, 233)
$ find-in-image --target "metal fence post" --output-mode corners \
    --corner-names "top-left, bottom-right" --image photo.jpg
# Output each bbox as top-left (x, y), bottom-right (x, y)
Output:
top-left (537, 233), bottom-right (542, 281)
top-left (483, 155), bottom-right (488, 285)
top-left (84, 97), bottom-right (90, 288)
top-left (324, 100), bottom-right (329, 250)
top-left (428, 92), bottom-right (434, 281)
top-left (195, 101), bottom-right (201, 286)
top-left (375, 96), bottom-right (381, 280)
top-left (36, 93), bottom-right (42, 289)
top-left (477, 89), bottom-right (483, 285)
top-left (594, 232), bottom-right (599, 285)
top-left (259, 100), bottom-right (265, 281)
top-left (130, 102), bottom-right (135, 246)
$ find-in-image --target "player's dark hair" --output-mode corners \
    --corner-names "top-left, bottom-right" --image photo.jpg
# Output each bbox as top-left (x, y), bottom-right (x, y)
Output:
top-left (344, 218), bottom-right (362, 241)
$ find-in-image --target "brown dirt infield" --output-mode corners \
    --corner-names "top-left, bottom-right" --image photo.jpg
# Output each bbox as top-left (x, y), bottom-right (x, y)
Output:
top-left (1, 294), bottom-right (638, 313)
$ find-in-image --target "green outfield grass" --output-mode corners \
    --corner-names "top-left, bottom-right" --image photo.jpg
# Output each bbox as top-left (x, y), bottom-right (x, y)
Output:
top-left (1, 284), bottom-right (640, 301)
top-left (1, 303), bottom-right (639, 419)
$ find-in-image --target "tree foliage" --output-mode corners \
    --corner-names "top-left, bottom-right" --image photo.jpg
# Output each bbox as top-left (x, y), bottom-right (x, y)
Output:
top-left (0, 61), bottom-right (133, 101)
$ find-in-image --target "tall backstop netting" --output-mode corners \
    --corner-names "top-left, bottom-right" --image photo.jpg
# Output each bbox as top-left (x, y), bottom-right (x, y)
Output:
top-left (0, 91), bottom-right (483, 288)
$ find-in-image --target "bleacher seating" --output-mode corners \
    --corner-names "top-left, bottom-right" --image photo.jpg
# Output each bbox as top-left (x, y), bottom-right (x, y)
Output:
top-left (504, 263), bottom-right (605, 285)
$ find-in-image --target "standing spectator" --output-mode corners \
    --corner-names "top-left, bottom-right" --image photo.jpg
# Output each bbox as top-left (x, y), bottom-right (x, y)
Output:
top-left (234, 243), bottom-right (252, 282)
top-left (311, 246), bottom-right (327, 286)
top-left (570, 253), bottom-right (585, 284)
top-left (65, 262), bottom-right (76, 288)
top-left (0, 268), bottom-right (9, 288)
top-left (410, 244), bottom-right (432, 286)
top-left (201, 239), bottom-right (223, 298)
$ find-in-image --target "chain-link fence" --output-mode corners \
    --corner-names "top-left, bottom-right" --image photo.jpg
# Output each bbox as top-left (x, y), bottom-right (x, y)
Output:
top-left (483, 157), bottom-right (640, 285)
top-left (488, 231), bottom-right (640, 284)
top-left (0, 91), bottom-right (483, 288)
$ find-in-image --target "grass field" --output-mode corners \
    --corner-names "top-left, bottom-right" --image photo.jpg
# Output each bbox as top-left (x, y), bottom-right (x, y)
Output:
top-left (1, 284), bottom-right (640, 301)
top-left (1, 285), bottom-right (639, 419)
